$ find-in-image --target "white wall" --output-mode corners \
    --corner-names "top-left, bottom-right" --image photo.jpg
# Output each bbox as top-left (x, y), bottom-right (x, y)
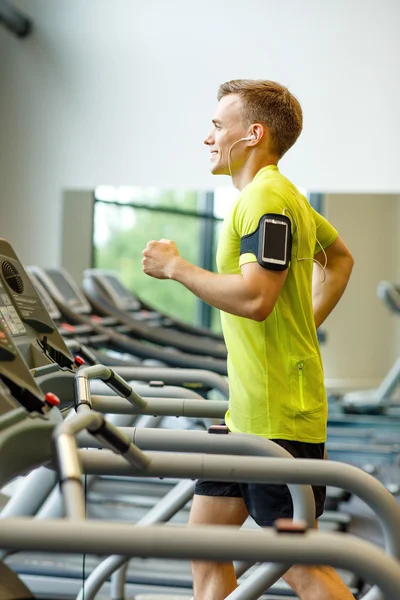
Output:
top-left (0, 0), bottom-right (399, 266)
top-left (321, 194), bottom-right (400, 387)
top-left (0, 0), bottom-right (400, 383)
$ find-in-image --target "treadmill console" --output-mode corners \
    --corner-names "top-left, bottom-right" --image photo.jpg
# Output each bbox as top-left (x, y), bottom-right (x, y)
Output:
top-left (27, 270), bottom-right (62, 322)
top-left (0, 240), bottom-right (74, 370)
top-left (30, 267), bottom-right (92, 315)
top-left (0, 319), bottom-right (48, 415)
top-left (83, 269), bottom-right (142, 312)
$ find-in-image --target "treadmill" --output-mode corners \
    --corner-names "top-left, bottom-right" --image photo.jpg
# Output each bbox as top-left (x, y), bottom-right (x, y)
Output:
top-left (0, 245), bottom-right (76, 599)
top-left (0, 240), bottom-right (380, 599)
top-left (26, 269), bottom-right (140, 367)
top-left (83, 267), bottom-right (224, 341)
top-left (0, 348), bottom-right (65, 600)
top-left (27, 266), bottom-right (228, 375)
top-left (81, 270), bottom-right (227, 359)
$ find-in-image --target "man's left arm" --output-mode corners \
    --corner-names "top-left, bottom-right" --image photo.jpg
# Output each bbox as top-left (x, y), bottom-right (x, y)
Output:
top-left (142, 239), bottom-right (287, 322)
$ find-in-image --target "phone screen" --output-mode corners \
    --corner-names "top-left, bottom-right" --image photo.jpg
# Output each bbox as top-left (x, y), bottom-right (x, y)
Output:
top-left (262, 220), bottom-right (288, 262)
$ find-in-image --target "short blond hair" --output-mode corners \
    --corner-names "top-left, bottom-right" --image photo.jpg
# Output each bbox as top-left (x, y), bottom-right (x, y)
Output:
top-left (217, 79), bottom-right (303, 158)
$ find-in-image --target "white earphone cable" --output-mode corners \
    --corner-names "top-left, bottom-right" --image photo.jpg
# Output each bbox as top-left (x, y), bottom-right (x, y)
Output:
top-left (282, 207), bottom-right (327, 282)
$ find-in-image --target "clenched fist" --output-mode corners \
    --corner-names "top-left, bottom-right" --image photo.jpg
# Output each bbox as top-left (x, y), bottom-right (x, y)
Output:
top-left (142, 239), bottom-right (181, 279)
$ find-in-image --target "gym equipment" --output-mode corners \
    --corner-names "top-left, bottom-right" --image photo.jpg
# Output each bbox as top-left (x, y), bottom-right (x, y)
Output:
top-left (78, 442), bottom-right (400, 600)
top-left (0, 243), bottom-right (303, 599)
top-left (36, 269), bottom-right (226, 359)
top-left (0, 240), bottom-right (78, 399)
top-left (26, 268), bottom-right (144, 367)
top-left (0, 316), bottom-right (313, 600)
top-left (0, 238), bottom-right (398, 599)
top-left (28, 266), bottom-right (228, 375)
top-left (3, 360), bottom-right (382, 598)
top-left (0, 289), bottom-right (354, 599)
top-left (68, 368), bottom-right (397, 599)
top-left (53, 366), bottom-right (400, 599)
top-left (82, 277), bottom-right (228, 358)
top-left (83, 267), bottom-right (224, 340)
top-left (52, 267), bottom-right (228, 359)
top-left (0, 319), bottom-right (66, 599)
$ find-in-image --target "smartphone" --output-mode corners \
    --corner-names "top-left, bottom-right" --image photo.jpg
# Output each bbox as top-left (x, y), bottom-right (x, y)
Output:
top-left (261, 218), bottom-right (289, 266)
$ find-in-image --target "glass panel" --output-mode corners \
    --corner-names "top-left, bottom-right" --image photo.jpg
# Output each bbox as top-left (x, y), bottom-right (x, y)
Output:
top-left (94, 202), bottom-right (202, 323)
top-left (95, 186), bottom-right (201, 212)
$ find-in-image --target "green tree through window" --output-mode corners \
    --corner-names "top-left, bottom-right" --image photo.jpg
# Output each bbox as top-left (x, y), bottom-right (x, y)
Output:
top-left (94, 190), bottom-right (204, 323)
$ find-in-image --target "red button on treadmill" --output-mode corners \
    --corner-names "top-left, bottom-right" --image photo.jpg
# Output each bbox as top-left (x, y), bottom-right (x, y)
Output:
top-left (74, 356), bottom-right (85, 366)
top-left (61, 323), bottom-right (75, 332)
top-left (45, 392), bottom-right (61, 407)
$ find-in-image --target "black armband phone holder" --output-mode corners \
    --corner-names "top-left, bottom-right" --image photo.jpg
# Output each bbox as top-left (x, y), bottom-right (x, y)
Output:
top-left (240, 213), bottom-right (292, 271)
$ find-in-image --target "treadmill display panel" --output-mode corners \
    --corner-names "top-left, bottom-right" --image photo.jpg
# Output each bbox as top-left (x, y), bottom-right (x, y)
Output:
top-left (104, 274), bottom-right (141, 311)
top-left (28, 274), bottom-right (61, 321)
top-left (47, 271), bottom-right (84, 308)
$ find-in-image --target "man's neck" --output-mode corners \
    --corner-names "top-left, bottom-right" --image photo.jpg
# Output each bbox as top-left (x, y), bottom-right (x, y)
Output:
top-left (232, 156), bottom-right (278, 191)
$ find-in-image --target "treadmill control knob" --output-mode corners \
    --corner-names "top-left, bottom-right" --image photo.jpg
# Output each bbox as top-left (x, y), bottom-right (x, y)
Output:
top-left (45, 392), bottom-right (61, 407)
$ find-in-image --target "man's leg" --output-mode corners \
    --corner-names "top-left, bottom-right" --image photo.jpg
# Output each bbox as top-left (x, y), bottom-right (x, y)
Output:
top-left (282, 521), bottom-right (354, 600)
top-left (283, 565), bottom-right (355, 600)
top-left (240, 439), bottom-right (355, 600)
top-left (189, 494), bottom-right (249, 600)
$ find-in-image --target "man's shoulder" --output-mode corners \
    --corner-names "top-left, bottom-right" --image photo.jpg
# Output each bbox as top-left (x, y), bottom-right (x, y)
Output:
top-left (239, 176), bottom-right (290, 214)
top-left (246, 168), bottom-right (297, 198)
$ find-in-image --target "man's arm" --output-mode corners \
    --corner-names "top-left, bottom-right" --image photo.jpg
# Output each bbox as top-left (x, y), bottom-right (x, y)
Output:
top-left (313, 236), bottom-right (354, 328)
top-left (142, 240), bottom-right (287, 322)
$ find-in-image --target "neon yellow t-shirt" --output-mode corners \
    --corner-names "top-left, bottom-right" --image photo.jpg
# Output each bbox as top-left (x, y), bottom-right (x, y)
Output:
top-left (217, 165), bottom-right (338, 443)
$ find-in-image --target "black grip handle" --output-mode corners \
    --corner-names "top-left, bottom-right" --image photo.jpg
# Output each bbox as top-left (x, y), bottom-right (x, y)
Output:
top-left (104, 370), bottom-right (132, 398)
top-left (91, 419), bottom-right (130, 455)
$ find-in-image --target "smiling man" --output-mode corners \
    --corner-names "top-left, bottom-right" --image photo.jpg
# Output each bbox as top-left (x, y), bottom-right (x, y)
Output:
top-left (142, 79), bottom-right (354, 599)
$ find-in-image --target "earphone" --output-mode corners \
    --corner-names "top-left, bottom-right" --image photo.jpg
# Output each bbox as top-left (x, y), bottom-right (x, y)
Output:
top-left (239, 134), bottom-right (256, 142)
top-left (227, 134), bottom-right (256, 180)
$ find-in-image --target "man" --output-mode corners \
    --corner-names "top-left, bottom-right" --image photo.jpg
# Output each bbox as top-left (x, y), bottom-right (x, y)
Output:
top-left (142, 79), bottom-right (354, 600)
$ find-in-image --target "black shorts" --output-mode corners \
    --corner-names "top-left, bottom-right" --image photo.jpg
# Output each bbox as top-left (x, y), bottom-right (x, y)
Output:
top-left (194, 438), bottom-right (326, 527)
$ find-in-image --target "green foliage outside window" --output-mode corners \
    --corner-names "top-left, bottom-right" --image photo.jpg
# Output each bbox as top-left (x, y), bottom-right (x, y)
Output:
top-left (94, 191), bottom-right (205, 324)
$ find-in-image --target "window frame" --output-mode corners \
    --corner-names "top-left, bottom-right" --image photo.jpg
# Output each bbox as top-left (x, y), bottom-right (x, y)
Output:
top-left (92, 190), bottom-right (222, 329)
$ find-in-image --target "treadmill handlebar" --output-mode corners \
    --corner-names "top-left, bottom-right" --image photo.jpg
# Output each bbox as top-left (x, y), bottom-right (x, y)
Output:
top-left (74, 364), bottom-right (147, 410)
top-left (54, 411), bottom-right (150, 518)
top-left (103, 369), bottom-right (133, 398)
top-left (87, 415), bottom-right (150, 470)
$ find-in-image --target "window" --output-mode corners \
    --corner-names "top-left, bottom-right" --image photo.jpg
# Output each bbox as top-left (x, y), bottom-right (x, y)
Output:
top-left (93, 187), bottom-right (224, 326)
